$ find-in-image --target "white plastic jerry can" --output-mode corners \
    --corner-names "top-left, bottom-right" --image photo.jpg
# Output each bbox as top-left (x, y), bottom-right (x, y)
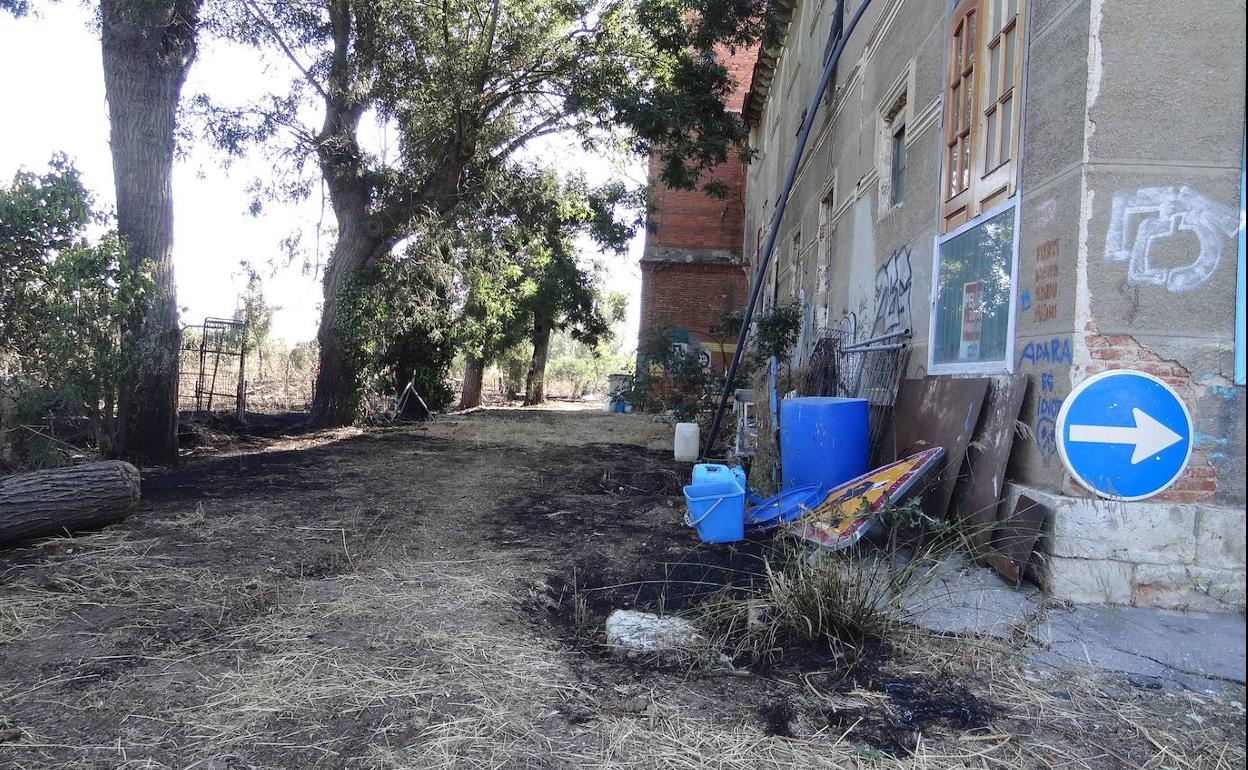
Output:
top-left (674, 422), bottom-right (700, 462)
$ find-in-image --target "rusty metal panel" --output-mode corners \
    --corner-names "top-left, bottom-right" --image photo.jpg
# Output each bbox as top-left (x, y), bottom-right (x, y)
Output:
top-left (951, 372), bottom-right (1030, 554)
top-left (878, 376), bottom-right (990, 521)
top-left (988, 494), bottom-right (1050, 585)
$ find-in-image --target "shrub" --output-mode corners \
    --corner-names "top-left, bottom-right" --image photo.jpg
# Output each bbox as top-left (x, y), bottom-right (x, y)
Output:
top-left (0, 157), bottom-right (151, 463)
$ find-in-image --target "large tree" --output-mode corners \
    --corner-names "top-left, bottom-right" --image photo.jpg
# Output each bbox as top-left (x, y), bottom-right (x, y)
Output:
top-left (205, 0), bottom-right (760, 425)
top-left (103, 0), bottom-right (204, 463)
top-left (454, 167), bottom-right (633, 409)
top-left (5, 0), bottom-right (203, 464)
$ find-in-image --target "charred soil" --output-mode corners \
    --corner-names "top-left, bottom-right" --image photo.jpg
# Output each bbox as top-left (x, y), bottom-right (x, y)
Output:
top-left (0, 407), bottom-right (1243, 769)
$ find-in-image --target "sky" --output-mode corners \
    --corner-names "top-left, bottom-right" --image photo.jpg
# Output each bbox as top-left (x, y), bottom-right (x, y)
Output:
top-left (0, 3), bottom-right (646, 350)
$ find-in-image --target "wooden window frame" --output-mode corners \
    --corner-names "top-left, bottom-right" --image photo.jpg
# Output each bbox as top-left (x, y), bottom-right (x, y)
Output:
top-left (941, 0), bottom-right (979, 233)
top-left (940, 0), bottom-right (1026, 234)
top-left (974, 0), bottom-right (1025, 212)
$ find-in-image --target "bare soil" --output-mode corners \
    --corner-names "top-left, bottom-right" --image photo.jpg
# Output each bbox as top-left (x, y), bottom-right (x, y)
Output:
top-left (1, 406), bottom-right (1243, 769)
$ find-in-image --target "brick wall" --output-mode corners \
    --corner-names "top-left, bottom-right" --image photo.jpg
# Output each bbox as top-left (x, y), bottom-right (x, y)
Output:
top-left (646, 154), bottom-right (747, 254)
top-left (639, 261), bottom-right (748, 369)
top-left (1081, 322), bottom-right (1218, 504)
top-left (637, 44), bottom-right (757, 364)
top-left (644, 43), bottom-right (756, 255)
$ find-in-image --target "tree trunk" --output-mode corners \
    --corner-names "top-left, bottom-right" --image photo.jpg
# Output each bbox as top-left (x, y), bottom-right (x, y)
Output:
top-left (459, 356), bottom-right (486, 410)
top-left (102, 0), bottom-right (202, 466)
top-left (309, 230), bottom-right (383, 427)
top-left (505, 358), bottom-right (524, 400)
top-left (0, 461), bottom-right (141, 546)
top-left (524, 320), bottom-right (552, 406)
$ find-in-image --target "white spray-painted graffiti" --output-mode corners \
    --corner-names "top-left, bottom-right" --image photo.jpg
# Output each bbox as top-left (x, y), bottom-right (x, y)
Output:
top-left (872, 248), bottom-right (913, 334)
top-left (1106, 186), bottom-right (1239, 292)
top-left (1035, 197), bottom-right (1058, 228)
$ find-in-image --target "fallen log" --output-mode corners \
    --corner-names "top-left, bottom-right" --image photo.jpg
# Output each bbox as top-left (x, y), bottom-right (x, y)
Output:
top-left (0, 461), bottom-right (141, 546)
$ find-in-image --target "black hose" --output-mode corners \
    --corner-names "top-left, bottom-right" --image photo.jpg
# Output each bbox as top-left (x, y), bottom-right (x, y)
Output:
top-left (700, 0), bottom-right (876, 461)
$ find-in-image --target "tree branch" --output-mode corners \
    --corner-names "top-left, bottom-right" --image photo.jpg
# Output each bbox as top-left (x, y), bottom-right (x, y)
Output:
top-left (241, 0), bottom-right (328, 101)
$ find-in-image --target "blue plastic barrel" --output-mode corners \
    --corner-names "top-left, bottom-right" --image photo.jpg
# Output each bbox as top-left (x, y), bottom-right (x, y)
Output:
top-left (779, 396), bottom-right (868, 493)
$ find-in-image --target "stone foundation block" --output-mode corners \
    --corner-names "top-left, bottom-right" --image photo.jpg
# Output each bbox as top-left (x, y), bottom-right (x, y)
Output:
top-left (1196, 507), bottom-right (1247, 570)
top-left (1047, 556), bottom-right (1134, 605)
top-left (1049, 497), bottom-right (1197, 565)
top-left (1133, 564), bottom-right (1247, 612)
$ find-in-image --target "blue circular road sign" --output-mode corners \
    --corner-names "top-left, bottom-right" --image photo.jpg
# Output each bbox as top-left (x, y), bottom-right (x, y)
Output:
top-left (1055, 370), bottom-right (1193, 501)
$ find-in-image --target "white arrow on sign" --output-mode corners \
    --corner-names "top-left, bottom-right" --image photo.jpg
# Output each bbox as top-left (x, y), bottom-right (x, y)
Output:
top-left (1068, 407), bottom-right (1183, 464)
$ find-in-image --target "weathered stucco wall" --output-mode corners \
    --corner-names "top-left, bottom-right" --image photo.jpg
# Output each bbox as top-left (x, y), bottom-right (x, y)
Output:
top-left (742, 0), bottom-right (1246, 609)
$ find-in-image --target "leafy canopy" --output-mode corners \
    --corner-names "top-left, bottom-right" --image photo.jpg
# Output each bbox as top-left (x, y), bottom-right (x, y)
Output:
top-left (199, 0), bottom-right (764, 242)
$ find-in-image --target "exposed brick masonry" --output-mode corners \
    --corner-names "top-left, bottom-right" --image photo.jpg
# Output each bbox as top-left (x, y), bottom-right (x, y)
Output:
top-left (1082, 322), bottom-right (1217, 504)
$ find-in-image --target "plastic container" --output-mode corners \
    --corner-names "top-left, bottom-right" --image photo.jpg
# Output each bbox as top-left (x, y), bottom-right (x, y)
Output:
top-left (674, 422), bottom-right (700, 462)
top-left (692, 463), bottom-right (748, 490)
top-left (683, 480), bottom-right (746, 543)
top-left (744, 483), bottom-right (825, 531)
top-left (779, 397), bottom-right (868, 493)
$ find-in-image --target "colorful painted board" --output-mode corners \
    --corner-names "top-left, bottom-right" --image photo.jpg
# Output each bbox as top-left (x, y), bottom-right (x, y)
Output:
top-left (790, 447), bottom-right (945, 551)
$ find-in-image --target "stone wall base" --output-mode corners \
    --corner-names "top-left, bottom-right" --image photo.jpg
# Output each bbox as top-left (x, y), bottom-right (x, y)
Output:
top-left (1005, 484), bottom-right (1246, 611)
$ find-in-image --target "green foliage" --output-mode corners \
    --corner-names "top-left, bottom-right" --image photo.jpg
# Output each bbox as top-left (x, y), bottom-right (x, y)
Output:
top-left (0, 0), bottom-right (30, 17)
top-left (202, 0), bottom-right (764, 208)
top-left (627, 326), bottom-right (712, 421)
top-left (545, 331), bottom-right (632, 397)
top-left (234, 263), bottom-right (274, 355)
top-left (753, 298), bottom-right (802, 362)
top-left (455, 166), bottom-right (629, 389)
top-left (695, 534), bottom-right (949, 666)
top-left (195, 0), bottom-right (765, 419)
top-left (0, 157), bottom-right (152, 461)
top-left (336, 235), bottom-right (459, 417)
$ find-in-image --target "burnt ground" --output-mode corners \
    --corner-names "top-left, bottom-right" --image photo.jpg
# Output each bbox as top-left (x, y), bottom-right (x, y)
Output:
top-left (0, 406), bottom-right (1244, 769)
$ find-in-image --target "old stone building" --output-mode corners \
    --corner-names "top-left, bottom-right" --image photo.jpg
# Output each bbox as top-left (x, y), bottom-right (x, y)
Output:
top-left (739, 0), bottom-right (1245, 608)
top-left (637, 46), bottom-right (757, 370)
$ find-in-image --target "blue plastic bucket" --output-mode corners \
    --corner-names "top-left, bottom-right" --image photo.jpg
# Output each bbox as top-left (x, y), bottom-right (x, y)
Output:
top-left (682, 480), bottom-right (746, 543)
top-left (779, 397), bottom-right (868, 493)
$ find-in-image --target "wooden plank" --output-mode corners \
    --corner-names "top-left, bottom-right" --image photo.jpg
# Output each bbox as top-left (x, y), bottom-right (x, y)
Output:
top-left (988, 494), bottom-right (1050, 585)
top-left (876, 376), bottom-right (990, 521)
top-left (950, 372), bottom-right (1030, 555)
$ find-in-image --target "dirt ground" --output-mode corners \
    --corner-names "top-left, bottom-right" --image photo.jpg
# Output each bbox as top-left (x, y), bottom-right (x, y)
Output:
top-left (1, 405), bottom-right (1244, 769)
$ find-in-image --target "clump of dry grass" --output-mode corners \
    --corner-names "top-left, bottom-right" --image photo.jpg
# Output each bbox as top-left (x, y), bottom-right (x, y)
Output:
top-left (0, 528), bottom-right (229, 645)
top-left (693, 518), bottom-right (960, 667)
top-left (898, 631), bottom-right (1247, 770)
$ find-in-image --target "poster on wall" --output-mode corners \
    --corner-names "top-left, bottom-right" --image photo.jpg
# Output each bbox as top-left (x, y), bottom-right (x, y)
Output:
top-left (959, 280), bottom-right (984, 360)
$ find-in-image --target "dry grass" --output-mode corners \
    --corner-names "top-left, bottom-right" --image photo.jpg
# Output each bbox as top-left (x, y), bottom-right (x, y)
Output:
top-left (0, 528), bottom-right (231, 646)
top-left (419, 404), bottom-right (674, 451)
top-left (894, 631), bottom-right (1247, 770)
top-left (1, 410), bottom-right (1243, 770)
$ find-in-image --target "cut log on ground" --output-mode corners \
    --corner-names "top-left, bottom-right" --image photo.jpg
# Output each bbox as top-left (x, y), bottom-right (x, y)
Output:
top-left (0, 461), bottom-right (141, 546)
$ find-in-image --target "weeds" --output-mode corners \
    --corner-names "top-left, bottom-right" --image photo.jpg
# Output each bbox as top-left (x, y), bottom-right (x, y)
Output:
top-left (695, 530), bottom-right (951, 667)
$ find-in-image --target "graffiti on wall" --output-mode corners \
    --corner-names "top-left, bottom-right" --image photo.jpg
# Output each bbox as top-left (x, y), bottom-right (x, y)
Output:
top-left (873, 248), bottom-right (913, 334)
top-left (1031, 238), bottom-right (1060, 322)
top-left (1017, 336), bottom-right (1072, 367)
top-left (1034, 371), bottom-right (1062, 462)
top-left (832, 311), bottom-right (858, 342)
top-left (1106, 186), bottom-right (1239, 292)
top-left (1035, 197), bottom-right (1058, 228)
